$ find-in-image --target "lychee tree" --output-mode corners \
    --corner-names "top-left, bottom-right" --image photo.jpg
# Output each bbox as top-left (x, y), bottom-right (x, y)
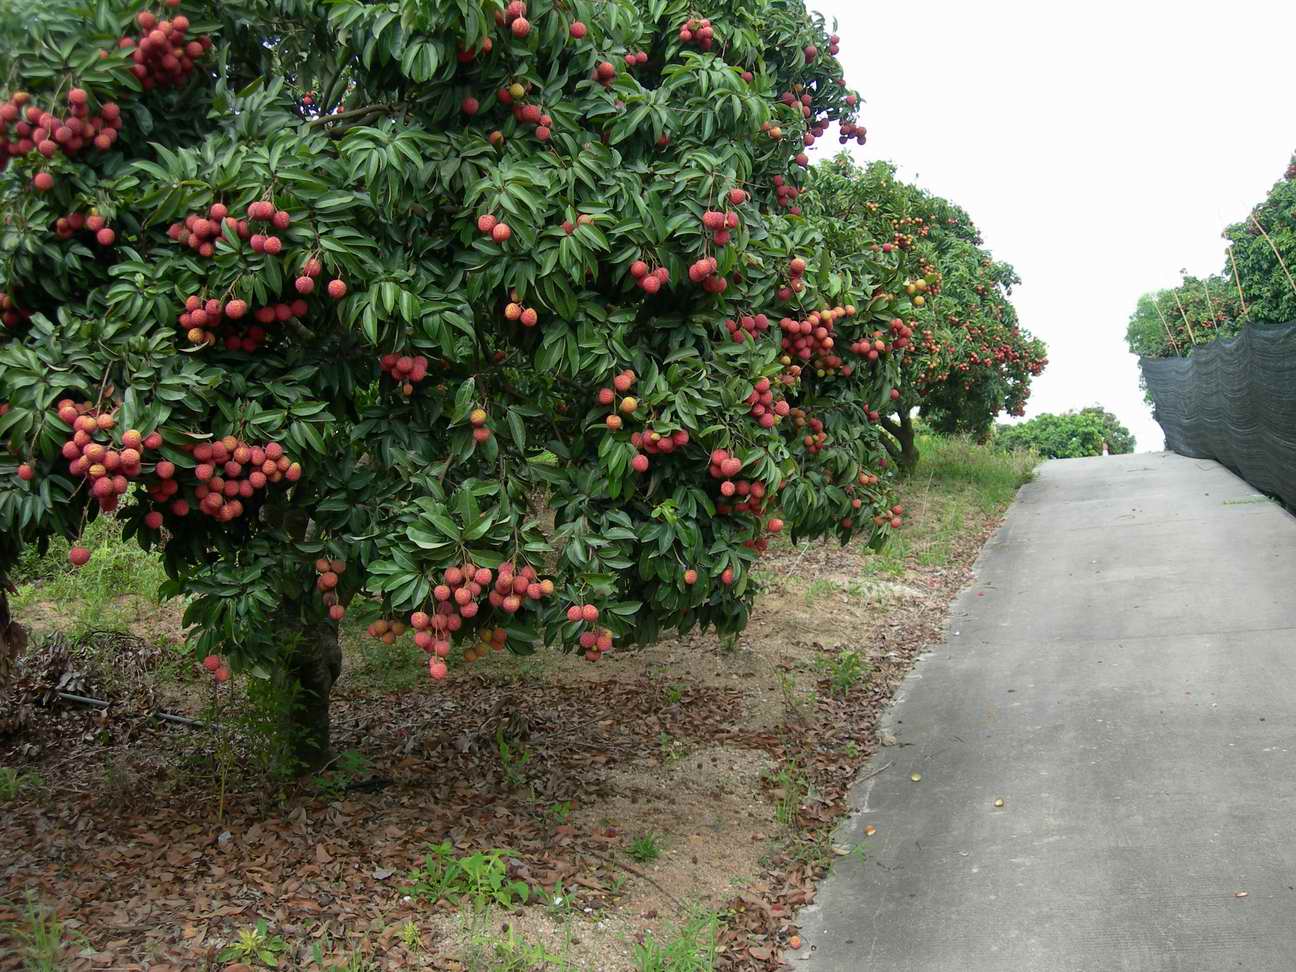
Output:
top-left (802, 156), bottom-right (1047, 472)
top-left (0, 0), bottom-right (910, 765)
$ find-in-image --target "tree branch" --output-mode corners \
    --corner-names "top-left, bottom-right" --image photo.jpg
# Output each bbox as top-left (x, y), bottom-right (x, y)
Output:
top-left (306, 103), bottom-right (402, 128)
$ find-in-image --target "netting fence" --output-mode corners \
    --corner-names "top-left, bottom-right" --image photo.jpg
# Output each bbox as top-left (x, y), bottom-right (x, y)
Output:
top-left (1141, 323), bottom-right (1296, 509)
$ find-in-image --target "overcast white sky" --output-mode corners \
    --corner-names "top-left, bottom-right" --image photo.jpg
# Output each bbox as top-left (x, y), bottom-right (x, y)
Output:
top-left (818, 0), bottom-right (1296, 452)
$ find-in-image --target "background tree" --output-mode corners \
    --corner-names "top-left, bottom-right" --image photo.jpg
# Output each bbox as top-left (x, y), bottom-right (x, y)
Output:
top-left (1127, 151), bottom-right (1296, 362)
top-left (995, 407), bottom-right (1135, 459)
top-left (802, 155), bottom-right (1046, 473)
top-left (0, 0), bottom-right (910, 765)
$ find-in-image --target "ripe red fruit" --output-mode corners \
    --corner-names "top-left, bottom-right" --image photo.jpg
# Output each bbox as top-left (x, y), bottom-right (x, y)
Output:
top-left (596, 61), bottom-right (615, 81)
top-left (329, 605), bottom-right (345, 621)
top-left (767, 518), bottom-right (784, 533)
top-left (581, 604), bottom-right (599, 622)
top-left (327, 279), bottom-right (347, 299)
top-left (478, 214), bottom-right (498, 234)
top-left (570, 20), bottom-right (587, 38)
top-left (16, 463), bottom-right (34, 481)
top-left (32, 171), bottom-right (54, 192)
top-left (214, 665), bottom-right (231, 683)
top-left (69, 546), bottom-right (91, 567)
top-left (631, 453), bottom-right (649, 473)
top-left (295, 275), bottom-right (315, 294)
top-left (262, 235), bottom-right (282, 254)
top-left (492, 223), bottom-right (512, 242)
top-left (729, 188), bottom-right (747, 205)
top-left (520, 307), bottom-right (538, 327)
top-left (144, 511), bottom-right (164, 529)
top-left (511, 16), bottom-right (530, 37)
top-left (720, 568), bottom-right (734, 585)
top-left (462, 96), bottom-right (479, 115)
top-left (202, 654), bottom-right (221, 672)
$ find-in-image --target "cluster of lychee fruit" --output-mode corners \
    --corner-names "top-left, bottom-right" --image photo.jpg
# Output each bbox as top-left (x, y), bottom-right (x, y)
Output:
top-left (701, 206), bottom-right (741, 247)
top-left (120, 7), bottom-right (211, 91)
top-left (628, 425), bottom-right (689, 474)
top-left (678, 17), bottom-right (715, 50)
top-left (744, 376), bottom-right (790, 428)
top-left (379, 353), bottom-right (430, 395)
top-left (495, 0), bottom-right (531, 36)
top-left (407, 562), bottom-right (556, 680)
top-left (776, 256), bottom-right (808, 301)
top-left (53, 210), bottom-right (116, 246)
top-left (723, 312), bottom-right (771, 344)
top-left (476, 213), bottom-right (512, 243)
top-left (0, 291), bottom-right (30, 331)
top-left (688, 256), bottom-right (727, 294)
top-left (0, 90), bottom-right (123, 186)
top-left (201, 653), bottom-right (231, 683)
top-left (563, 603), bottom-right (615, 662)
top-left (629, 259), bottom-right (670, 294)
top-left (468, 407), bottom-right (494, 443)
top-left (176, 294), bottom-right (304, 350)
top-left (167, 202), bottom-right (250, 258)
top-left (189, 437), bottom-right (300, 522)
top-left (49, 403), bottom-right (163, 520)
top-left (596, 370), bottom-right (638, 432)
top-left (503, 300), bottom-right (540, 327)
top-left (772, 175), bottom-right (802, 214)
top-left (501, 83), bottom-right (555, 141)
top-left (314, 557), bottom-right (347, 621)
top-left (796, 413), bottom-right (827, 454)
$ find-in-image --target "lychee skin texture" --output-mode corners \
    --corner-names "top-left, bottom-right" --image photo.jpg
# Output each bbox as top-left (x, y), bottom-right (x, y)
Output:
top-left (69, 546), bottom-right (91, 567)
top-left (327, 279), bottom-right (347, 299)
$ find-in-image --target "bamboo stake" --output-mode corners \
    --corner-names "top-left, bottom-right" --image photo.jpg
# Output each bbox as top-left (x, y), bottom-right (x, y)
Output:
top-left (1152, 299), bottom-right (1182, 356)
top-left (1248, 213), bottom-right (1296, 298)
top-left (1228, 245), bottom-right (1248, 316)
top-left (1169, 289), bottom-right (1197, 346)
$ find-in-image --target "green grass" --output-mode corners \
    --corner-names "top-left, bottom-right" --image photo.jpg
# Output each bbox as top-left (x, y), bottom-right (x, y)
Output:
top-left (632, 912), bottom-right (721, 972)
top-left (0, 767), bottom-right (44, 803)
top-left (1, 893), bottom-right (74, 971)
top-left (628, 833), bottom-right (663, 864)
top-left (10, 515), bottom-right (169, 637)
top-left (862, 434), bottom-right (1037, 577)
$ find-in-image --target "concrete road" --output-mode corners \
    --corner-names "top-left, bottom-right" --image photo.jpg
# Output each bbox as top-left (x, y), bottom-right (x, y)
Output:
top-left (799, 452), bottom-right (1296, 972)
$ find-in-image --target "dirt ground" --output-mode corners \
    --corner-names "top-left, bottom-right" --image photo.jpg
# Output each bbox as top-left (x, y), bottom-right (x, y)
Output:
top-left (0, 469), bottom-right (1009, 971)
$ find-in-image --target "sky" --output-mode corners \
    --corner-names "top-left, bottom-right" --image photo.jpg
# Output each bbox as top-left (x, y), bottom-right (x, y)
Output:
top-left (816, 0), bottom-right (1296, 452)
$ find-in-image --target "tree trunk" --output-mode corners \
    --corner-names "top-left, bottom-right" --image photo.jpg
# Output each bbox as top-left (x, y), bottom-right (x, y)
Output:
top-left (283, 618), bottom-right (342, 772)
top-left (879, 410), bottom-right (920, 476)
top-left (0, 579), bottom-right (27, 693)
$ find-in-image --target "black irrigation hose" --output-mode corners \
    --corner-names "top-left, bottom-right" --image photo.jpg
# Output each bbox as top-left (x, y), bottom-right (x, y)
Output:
top-left (53, 690), bottom-right (216, 729)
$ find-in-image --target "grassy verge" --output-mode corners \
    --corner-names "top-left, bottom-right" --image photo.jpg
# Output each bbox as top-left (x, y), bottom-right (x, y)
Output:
top-left (861, 434), bottom-right (1037, 576)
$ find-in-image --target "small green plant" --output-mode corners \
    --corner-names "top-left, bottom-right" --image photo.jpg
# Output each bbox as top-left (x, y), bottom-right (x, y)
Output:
top-left (0, 767), bottom-right (43, 803)
top-left (545, 801), bottom-right (573, 826)
top-left (405, 842), bottom-right (530, 911)
top-left (767, 762), bottom-right (808, 831)
top-left (802, 577), bottom-right (837, 607)
top-left (461, 910), bottom-right (573, 972)
top-left (664, 683), bottom-right (686, 705)
top-left (496, 727), bottom-right (532, 788)
top-left (628, 833), bottom-right (663, 864)
top-left (308, 939), bottom-right (374, 971)
top-left (219, 918), bottom-right (288, 968)
top-left (3, 893), bottom-right (72, 971)
top-left (817, 649), bottom-right (867, 696)
top-left (310, 749), bottom-right (372, 800)
top-left (844, 740), bottom-right (861, 759)
top-left (658, 731), bottom-right (687, 766)
top-left (397, 920), bottom-right (422, 951)
top-left (633, 911), bottom-right (721, 972)
top-left (777, 672), bottom-right (813, 726)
